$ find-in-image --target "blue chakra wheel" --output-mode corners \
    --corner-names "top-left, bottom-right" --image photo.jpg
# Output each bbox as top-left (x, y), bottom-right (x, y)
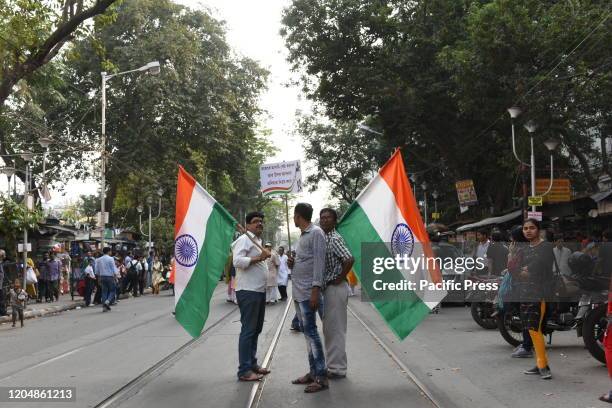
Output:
top-left (175, 234), bottom-right (199, 267)
top-left (391, 223), bottom-right (415, 257)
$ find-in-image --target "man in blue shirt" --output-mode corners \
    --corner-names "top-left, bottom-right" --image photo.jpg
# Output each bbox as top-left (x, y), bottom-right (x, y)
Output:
top-left (95, 247), bottom-right (118, 312)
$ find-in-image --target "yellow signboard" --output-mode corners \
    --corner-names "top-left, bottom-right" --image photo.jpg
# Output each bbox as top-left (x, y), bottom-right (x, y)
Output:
top-left (455, 179), bottom-right (478, 206)
top-left (528, 196), bottom-right (543, 207)
top-left (432, 212), bottom-right (441, 220)
top-left (535, 179), bottom-right (571, 202)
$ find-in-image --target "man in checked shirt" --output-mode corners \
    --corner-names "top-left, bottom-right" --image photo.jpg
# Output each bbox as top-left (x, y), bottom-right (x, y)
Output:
top-left (319, 208), bottom-right (354, 379)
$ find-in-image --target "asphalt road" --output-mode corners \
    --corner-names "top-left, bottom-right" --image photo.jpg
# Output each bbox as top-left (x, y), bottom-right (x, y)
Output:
top-left (1, 285), bottom-right (610, 408)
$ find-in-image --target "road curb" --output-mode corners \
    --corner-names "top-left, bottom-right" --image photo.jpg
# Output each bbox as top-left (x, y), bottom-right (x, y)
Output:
top-left (0, 300), bottom-right (85, 324)
top-left (0, 288), bottom-right (158, 324)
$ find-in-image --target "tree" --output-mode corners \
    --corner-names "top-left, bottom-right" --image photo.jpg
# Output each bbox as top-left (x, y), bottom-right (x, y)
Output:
top-left (282, 0), bottom-right (610, 218)
top-left (0, 0), bottom-right (119, 176)
top-left (0, 197), bottom-right (44, 259)
top-left (297, 113), bottom-right (382, 203)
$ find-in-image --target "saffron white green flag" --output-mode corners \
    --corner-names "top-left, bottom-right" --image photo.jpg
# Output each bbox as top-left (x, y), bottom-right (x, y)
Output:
top-left (174, 166), bottom-right (236, 338)
top-left (337, 150), bottom-right (446, 340)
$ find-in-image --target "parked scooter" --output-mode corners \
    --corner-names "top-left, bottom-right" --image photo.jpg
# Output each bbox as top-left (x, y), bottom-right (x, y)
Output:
top-left (467, 275), bottom-right (501, 330)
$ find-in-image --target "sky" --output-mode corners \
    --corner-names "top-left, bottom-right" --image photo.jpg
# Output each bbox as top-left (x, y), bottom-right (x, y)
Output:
top-left (0, 0), bottom-right (330, 219)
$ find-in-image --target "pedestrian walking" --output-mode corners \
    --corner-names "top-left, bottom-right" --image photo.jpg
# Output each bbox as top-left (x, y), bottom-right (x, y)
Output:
top-left (83, 259), bottom-right (96, 307)
top-left (10, 279), bottom-right (27, 328)
top-left (25, 258), bottom-right (38, 299)
top-left (288, 203), bottom-right (328, 393)
top-left (518, 219), bottom-right (554, 379)
top-left (38, 253), bottom-right (51, 302)
top-left (277, 246), bottom-right (289, 301)
top-left (125, 255), bottom-right (142, 297)
top-left (507, 226), bottom-right (533, 359)
top-left (47, 251), bottom-right (62, 301)
top-left (95, 247), bottom-right (118, 312)
top-left (151, 256), bottom-right (165, 295)
top-left (224, 253), bottom-right (237, 304)
top-left (265, 243), bottom-right (280, 304)
top-left (139, 256), bottom-right (148, 295)
top-left (232, 211), bottom-right (272, 382)
top-left (319, 208), bottom-right (354, 379)
top-left (0, 249), bottom-right (8, 316)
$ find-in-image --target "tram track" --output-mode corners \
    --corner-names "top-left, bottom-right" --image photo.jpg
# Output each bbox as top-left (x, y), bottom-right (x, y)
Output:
top-left (245, 299), bottom-right (442, 408)
top-left (347, 305), bottom-right (443, 408)
top-left (0, 287), bottom-right (226, 383)
top-left (94, 305), bottom-right (239, 408)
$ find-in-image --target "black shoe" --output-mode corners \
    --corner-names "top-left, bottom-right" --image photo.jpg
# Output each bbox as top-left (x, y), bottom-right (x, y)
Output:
top-left (523, 366), bottom-right (540, 375)
top-left (539, 366), bottom-right (552, 380)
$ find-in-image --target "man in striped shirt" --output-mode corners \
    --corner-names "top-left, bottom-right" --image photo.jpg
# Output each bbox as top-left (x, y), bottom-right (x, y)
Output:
top-left (319, 207), bottom-right (354, 379)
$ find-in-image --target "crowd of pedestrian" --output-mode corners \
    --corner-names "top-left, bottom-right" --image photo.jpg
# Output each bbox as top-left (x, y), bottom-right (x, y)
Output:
top-left (0, 246), bottom-right (174, 327)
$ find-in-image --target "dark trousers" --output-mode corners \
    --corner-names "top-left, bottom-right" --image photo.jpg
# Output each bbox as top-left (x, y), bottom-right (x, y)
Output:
top-left (125, 273), bottom-right (138, 296)
top-left (93, 280), bottom-right (102, 304)
top-left (38, 280), bottom-right (48, 302)
top-left (278, 285), bottom-right (287, 300)
top-left (236, 290), bottom-right (266, 377)
top-left (0, 288), bottom-right (6, 316)
top-left (49, 280), bottom-right (59, 301)
top-left (12, 307), bottom-right (24, 326)
top-left (84, 278), bottom-right (95, 306)
top-left (138, 273), bottom-right (145, 295)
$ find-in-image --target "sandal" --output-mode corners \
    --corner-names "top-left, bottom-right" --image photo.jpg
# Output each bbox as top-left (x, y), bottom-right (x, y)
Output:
top-left (238, 371), bottom-right (263, 382)
top-left (600, 391), bottom-right (612, 403)
top-left (291, 373), bottom-right (314, 385)
top-left (304, 377), bottom-right (329, 393)
top-left (253, 366), bottom-right (271, 375)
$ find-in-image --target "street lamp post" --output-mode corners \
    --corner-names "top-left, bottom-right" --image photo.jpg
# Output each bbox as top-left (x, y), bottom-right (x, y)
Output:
top-left (421, 181), bottom-right (428, 225)
top-left (432, 190), bottom-right (439, 216)
top-left (507, 107), bottom-right (558, 218)
top-left (138, 188), bottom-right (163, 254)
top-left (20, 153), bottom-right (34, 290)
top-left (524, 120), bottom-right (538, 213)
top-left (0, 167), bottom-right (16, 197)
top-left (100, 61), bottom-right (161, 249)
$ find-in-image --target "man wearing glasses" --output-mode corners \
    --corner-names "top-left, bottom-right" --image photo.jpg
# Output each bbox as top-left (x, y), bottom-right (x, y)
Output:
top-left (232, 211), bottom-right (272, 381)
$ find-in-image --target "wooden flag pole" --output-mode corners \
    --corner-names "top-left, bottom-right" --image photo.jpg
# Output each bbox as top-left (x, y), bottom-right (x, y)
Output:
top-left (236, 223), bottom-right (265, 251)
top-left (284, 194), bottom-right (292, 253)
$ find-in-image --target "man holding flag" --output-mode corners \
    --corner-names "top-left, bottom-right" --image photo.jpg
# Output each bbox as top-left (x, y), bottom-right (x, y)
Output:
top-left (232, 211), bottom-right (272, 381)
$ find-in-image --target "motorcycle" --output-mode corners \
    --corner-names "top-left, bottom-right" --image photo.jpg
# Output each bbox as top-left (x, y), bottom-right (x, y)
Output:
top-left (496, 252), bottom-right (608, 363)
top-left (466, 275), bottom-right (501, 330)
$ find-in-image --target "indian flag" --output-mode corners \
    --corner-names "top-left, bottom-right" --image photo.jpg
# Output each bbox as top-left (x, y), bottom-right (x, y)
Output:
top-left (174, 166), bottom-right (237, 338)
top-left (337, 150), bottom-right (445, 340)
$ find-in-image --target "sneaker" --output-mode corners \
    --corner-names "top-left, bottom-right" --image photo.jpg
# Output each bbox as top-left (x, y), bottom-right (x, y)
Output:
top-left (539, 366), bottom-right (552, 380)
top-left (511, 346), bottom-right (533, 358)
top-left (523, 366), bottom-right (540, 375)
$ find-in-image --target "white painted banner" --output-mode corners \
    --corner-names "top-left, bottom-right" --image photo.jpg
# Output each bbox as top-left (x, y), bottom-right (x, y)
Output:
top-left (260, 160), bottom-right (303, 197)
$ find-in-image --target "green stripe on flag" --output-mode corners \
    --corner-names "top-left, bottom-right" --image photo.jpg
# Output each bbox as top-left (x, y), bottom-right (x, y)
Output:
top-left (338, 202), bottom-right (431, 340)
top-left (175, 203), bottom-right (236, 338)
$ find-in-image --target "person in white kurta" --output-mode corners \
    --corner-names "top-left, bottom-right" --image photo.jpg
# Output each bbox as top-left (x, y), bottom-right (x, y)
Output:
top-left (277, 246), bottom-right (289, 300)
top-left (265, 243), bottom-right (280, 303)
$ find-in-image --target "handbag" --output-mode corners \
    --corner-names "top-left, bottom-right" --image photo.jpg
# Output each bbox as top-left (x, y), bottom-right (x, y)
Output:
top-left (26, 267), bottom-right (38, 284)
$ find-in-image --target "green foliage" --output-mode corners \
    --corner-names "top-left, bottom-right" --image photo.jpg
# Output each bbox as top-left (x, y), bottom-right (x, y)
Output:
top-left (282, 0), bottom-right (611, 219)
top-left (0, 196), bottom-right (44, 257)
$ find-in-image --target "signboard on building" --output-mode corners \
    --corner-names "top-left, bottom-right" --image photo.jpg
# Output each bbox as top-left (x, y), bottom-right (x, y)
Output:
top-left (528, 196), bottom-right (543, 207)
top-left (527, 211), bottom-right (543, 221)
top-left (260, 160), bottom-right (303, 197)
top-left (455, 179), bottom-right (478, 206)
top-left (535, 178), bottom-right (571, 202)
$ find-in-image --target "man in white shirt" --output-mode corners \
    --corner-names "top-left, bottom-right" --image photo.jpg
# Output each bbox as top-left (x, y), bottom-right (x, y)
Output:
top-left (232, 211), bottom-right (271, 382)
top-left (553, 234), bottom-right (572, 276)
top-left (473, 229), bottom-right (490, 275)
top-left (277, 246), bottom-right (289, 301)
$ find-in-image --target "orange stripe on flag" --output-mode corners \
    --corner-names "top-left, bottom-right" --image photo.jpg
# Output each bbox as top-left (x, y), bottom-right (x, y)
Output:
top-left (379, 150), bottom-right (442, 283)
top-left (175, 166), bottom-right (196, 236)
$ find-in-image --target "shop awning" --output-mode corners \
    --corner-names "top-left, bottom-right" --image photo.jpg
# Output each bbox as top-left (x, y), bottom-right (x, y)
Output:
top-left (590, 190), bottom-right (612, 203)
top-left (456, 210), bottom-right (522, 232)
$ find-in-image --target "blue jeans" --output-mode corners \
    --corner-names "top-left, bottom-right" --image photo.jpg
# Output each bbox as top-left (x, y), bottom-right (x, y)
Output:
top-left (236, 290), bottom-right (266, 377)
top-left (100, 276), bottom-right (115, 305)
top-left (295, 299), bottom-right (327, 378)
